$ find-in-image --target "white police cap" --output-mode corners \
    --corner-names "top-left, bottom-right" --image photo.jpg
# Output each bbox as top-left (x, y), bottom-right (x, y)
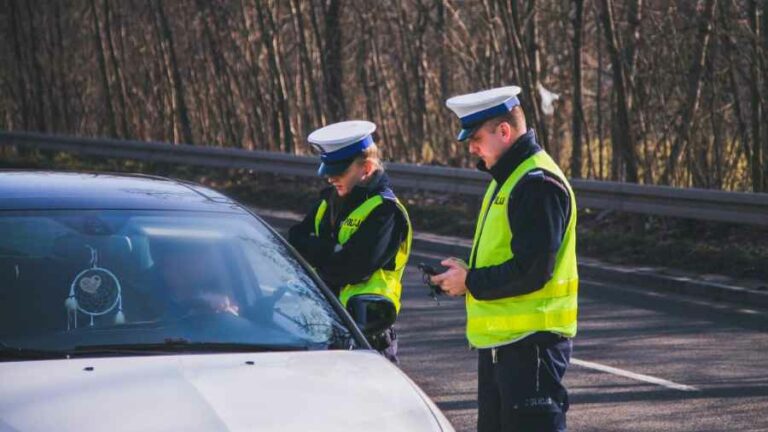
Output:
top-left (308, 120), bottom-right (377, 176)
top-left (445, 86), bottom-right (522, 141)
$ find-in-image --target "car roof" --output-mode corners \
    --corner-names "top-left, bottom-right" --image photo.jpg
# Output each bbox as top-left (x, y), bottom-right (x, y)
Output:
top-left (0, 170), bottom-right (248, 213)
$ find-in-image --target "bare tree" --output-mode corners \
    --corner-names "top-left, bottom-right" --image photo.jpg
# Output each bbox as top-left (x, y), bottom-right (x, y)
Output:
top-left (103, 0), bottom-right (129, 137)
top-left (290, 0), bottom-right (325, 131)
top-left (763, 0), bottom-right (768, 191)
top-left (89, 0), bottom-right (117, 138)
top-left (8, 0), bottom-right (30, 130)
top-left (322, 0), bottom-right (346, 123)
top-left (663, 0), bottom-right (718, 185)
top-left (151, 0), bottom-right (193, 144)
top-left (571, 0), bottom-right (585, 178)
top-left (748, 0), bottom-right (763, 191)
top-left (1, 0), bottom-right (765, 192)
top-left (255, 0), bottom-right (294, 153)
top-left (599, 0), bottom-right (639, 182)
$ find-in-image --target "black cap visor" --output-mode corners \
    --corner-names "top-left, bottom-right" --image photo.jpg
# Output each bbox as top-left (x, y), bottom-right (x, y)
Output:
top-left (457, 124), bottom-right (483, 142)
top-left (317, 157), bottom-right (356, 177)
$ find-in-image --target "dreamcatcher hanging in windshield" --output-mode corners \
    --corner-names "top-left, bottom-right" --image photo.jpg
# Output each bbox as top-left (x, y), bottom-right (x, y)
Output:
top-left (64, 245), bottom-right (125, 329)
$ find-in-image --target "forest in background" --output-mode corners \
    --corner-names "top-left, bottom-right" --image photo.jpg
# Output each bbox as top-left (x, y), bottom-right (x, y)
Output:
top-left (1, 0), bottom-right (767, 191)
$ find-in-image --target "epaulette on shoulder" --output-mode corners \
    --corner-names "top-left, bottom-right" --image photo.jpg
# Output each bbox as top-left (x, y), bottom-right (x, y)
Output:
top-left (525, 169), bottom-right (545, 179)
top-left (379, 188), bottom-right (397, 202)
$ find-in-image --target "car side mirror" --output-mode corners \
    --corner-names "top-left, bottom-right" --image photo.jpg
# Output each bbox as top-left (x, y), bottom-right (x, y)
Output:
top-left (345, 295), bottom-right (396, 340)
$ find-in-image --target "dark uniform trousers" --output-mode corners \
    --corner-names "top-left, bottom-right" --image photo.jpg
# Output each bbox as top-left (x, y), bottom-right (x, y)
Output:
top-left (477, 332), bottom-right (571, 432)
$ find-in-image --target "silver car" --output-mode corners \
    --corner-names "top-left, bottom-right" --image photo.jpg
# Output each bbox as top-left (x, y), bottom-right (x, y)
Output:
top-left (0, 171), bottom-right (454, 432)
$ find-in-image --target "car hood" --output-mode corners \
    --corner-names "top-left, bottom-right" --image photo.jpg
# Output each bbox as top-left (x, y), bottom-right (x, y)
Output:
top-left (0, 350), bottom-right (452, 432)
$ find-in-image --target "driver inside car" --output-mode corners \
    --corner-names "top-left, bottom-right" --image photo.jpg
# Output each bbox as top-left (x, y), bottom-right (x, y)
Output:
top-left (148, 236), bottom-right (239, 318)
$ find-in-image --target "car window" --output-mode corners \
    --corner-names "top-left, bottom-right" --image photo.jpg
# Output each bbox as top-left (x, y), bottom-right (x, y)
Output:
top-left (0, 210), bottom-right (355, 356)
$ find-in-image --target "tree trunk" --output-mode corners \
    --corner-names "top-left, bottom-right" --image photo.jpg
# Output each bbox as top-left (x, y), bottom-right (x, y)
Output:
top-left (256, 0), bottom-right (294, 153)
top-left (53, 2), bottom-right (71, 131)
top-left (25, 1), bottom-right (47, 131)
top-left (238, 0), bottom-right (267, 148)
top-left (570, 0), bottom-right (584, 178)
top-left (599, 0), bottom-right (639, 182)
top-left (44, 8), bottom-right (60, 132)
top-left (9, 0), bottom-right (30, 130)
top-left (436, 0), bottom-right (449, 101)
top-left (521, 0), bottom-right (549, 150)
top-left (749, 0), bottom-right (764, 191)
top-left (763, 0), bottom-right (768, 191)
top-left (594, 1), bottom-right (605, 180)
top-left (662, 0), bottom-right (718, 185)
top-left (104, 0), bottom-right (130, 138)
top-left (152, 0), bottom-right (194, 144)
top-left (624, 0), bottom-right (643, 92)
top-left (197, 0), bottom-right (239, 147)
top-left (708, 84), bottom-right (723, 189)
top-left (721, 13), bottom-right (751, 190)
top-left (89, 0), bottom-right (118, 138)
top-left (498, 1), bottom-right (548, 150)
top-left (525, 0), bottom-right (549, 149)
top-left (290, 0), bottom-right (325, 128)
top-left (323, 0), bottom-right (346, 122)
top-left (355, 25), bottom-right (375, 123)
top-left (290, 0), bottom-right (312, 142)
top-left (395, 0), bottom-right (427, 159)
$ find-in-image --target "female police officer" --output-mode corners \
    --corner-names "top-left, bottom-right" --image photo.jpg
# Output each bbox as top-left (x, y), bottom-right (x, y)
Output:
top-left (288, 120), bottom-right (411, 363)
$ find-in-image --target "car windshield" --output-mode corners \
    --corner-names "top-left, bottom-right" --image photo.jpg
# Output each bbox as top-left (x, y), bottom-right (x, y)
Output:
top-left (0, 209), bottom-right (356, 359)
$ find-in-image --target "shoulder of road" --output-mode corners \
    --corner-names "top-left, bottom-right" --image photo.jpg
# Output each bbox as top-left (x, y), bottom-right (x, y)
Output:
top-left (253, 207), bottom-right (768, 309)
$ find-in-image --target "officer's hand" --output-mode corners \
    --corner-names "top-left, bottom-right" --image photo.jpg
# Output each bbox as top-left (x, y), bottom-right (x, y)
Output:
top-left (430, 258), bottom-right (468, 297)
top-left (444, 257), bottom-right (468, 270)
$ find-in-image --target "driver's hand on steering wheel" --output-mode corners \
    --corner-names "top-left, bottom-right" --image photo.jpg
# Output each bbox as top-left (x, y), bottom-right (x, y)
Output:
top-left (196, 293), bottom-right (240, 316)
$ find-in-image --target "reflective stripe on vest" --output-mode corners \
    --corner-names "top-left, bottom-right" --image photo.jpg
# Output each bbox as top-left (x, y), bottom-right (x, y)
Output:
top-left (314, 194), bottom-right (412, 313)
top-left (467, 151), bottom-right (578, 348)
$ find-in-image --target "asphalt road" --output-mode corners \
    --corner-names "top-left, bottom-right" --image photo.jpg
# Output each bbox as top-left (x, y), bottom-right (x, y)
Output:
top-left (397, 253), bottom-right (768, 432)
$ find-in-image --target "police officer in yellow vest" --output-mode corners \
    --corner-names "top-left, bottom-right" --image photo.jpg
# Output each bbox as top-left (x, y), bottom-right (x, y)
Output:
top-left (431, 86), bottom-right (577, 432)
top-left (288, 120), bottom-right (412, 364)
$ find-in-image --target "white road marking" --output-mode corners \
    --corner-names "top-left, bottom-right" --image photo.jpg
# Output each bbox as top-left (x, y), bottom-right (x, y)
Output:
top-left (572, 358), bottom-right (699, 392)
top-left (738, 308), bottom-right (759, 315)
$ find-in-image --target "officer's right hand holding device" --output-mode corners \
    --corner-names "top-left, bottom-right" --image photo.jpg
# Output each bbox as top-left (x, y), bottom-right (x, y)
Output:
top-left (417, 263), bottom-right (445, 304)
top-left (428, 257), bottom-right (469, 297)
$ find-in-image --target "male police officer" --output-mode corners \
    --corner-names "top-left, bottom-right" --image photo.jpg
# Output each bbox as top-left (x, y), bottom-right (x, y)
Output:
top-left (288, 121), bottom-right (412, 363)
top-left (431, 86), bottom-right (577, 432)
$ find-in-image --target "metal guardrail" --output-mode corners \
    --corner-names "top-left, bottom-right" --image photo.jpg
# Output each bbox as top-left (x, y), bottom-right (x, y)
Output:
top-left (2, 130), bottom-right (767, 226)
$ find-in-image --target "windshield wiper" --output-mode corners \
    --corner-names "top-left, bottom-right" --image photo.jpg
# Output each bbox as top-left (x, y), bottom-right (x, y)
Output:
top-left (0, 343), bottom-right (68, 361)
top-left (75, 338), bottom-right (311, 354)
top-left (0, 342), bottom-right (169, 360)
top-left (1, 339), bottom-right (314, 361)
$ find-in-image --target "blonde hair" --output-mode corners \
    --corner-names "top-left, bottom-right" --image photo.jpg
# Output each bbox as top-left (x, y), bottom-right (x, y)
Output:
top-left (354, 143), bottom-right (384, 173)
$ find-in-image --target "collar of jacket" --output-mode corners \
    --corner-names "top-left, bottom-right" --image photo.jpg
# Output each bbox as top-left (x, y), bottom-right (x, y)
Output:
top-left (321, 169), bottom-right (390, 209)
top-left (477, 129), bottom-right (542, 184)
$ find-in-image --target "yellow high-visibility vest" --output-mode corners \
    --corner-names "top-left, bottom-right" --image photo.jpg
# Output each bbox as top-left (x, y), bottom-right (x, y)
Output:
top-left (314, 193), bottom-right (412, 313)
top-left (467, 150), bottom-right (578, 348)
